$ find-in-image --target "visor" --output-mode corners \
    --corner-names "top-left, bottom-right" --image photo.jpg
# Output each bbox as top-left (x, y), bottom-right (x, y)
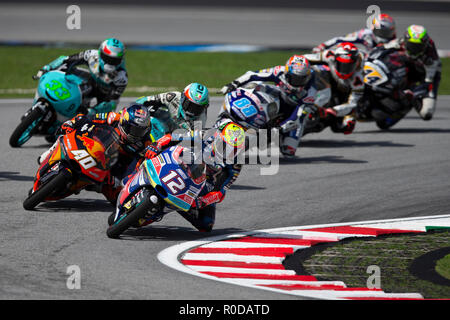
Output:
top-left (406, 41), bottom-right (425, 56)
top-left (120, 122), bottom-right (149, 142)
top-left (336, 60), bottom-right (357, 76)
top-left (181, 97), bottom-right (207, 117)
top-left (373, 28), bottom-right (395, 42)
top-left (100, 51), bottom-right (122, 66)
top-left (91, 126), bottom-right (120, 169)
top-left (286, 73), bottom-right (309, 87)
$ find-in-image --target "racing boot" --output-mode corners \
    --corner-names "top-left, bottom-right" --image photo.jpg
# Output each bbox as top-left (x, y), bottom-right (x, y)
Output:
top-left (341, 115), bottom-right (356, 134)
top-left (178, 204), bottom-right (216, 232)
top-left (37, 141), bottom-right (58, 164)
top-left (280, 127), bottom-right (302, 158)
top-left (416, 97), bottom-right (436, 121)
top-left (101, 176), bottom-right (123, 205)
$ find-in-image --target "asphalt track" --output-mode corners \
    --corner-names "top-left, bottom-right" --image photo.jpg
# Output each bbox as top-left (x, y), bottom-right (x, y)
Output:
top-left (1, 3), bottom-right (450, 49)
top-left (1, 96), bottom-right (450, 299)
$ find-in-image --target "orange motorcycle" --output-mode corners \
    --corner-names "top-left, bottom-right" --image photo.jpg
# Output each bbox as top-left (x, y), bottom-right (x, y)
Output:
top-left (23, 124), bottom-right (120, 210)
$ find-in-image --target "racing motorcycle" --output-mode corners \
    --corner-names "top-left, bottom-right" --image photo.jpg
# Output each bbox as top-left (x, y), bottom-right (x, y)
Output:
top-left (9, 64), bottom-right (90, 147)
top-left (221, 83), bottom-right (282, 130)
top-left (355, 46), bottom-right (427, 130)
top-left (217, 83), bottom-right (283, 151)
top-left (106, 145), bottom-right (207, 239)
top-left (23, 124), bottom-right (120, 210)
top-left (299, 65), bottom-right (355, 136)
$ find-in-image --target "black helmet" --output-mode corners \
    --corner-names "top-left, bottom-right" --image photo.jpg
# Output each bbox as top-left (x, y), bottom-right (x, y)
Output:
top-left (118, 104), bottom-right (151, 143)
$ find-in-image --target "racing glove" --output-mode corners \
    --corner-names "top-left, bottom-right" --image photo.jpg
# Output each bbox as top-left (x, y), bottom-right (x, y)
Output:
top-left (88, 101), bottom-right (116, 115)
top-left (59, 121), bottom-right (75, 135)
top-left (280, 119), bottom-right (299, 133)
top-left (144, 143), bottom-right (162, 159)
top-left (144, 134), bottom-right (174, 159)
top-left (196, 191), bottom-right (225, 209)
top-left (312, 43), bottom-right (326, 53)
top-left (220, 80), bottom-right (241, 94)
top-left (58, 114), bottom-right (86, 135)
top-left (41, 55), bottom-right (69, 73)
top-left (136, 97), bottom-right (163, 110)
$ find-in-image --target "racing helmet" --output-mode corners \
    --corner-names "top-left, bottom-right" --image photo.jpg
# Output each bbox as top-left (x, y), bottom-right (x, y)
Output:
top-left (334, 42), bottom-right (361, 80)
top-left (178, 83), bottom-right (209, 122)
top-left (371, 13), bottom-right (396, 44)
top-left (98, 38), bottom-right (125, 74)
top-left (208, 122), bottom-right (246, 166)
top-left (283, 55), bottom-right (312, 90)
top-left (404, 25), bottom-right (430, 58)
top-left (118, 104), bottom-right (151, 143)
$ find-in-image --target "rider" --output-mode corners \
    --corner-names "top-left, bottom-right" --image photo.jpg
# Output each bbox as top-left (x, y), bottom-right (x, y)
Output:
top-left (313, 13), bottom-right (396, 55)
top-left (38, 104), bottom-right (153, 204)
top-left (304, 42), bottom-right (365, 134)
top-left (142, 118), bottom-right (246, 232)
top-left (383, 25), bottom-right (441, 120)
top-left (220, 54), bottom-right (325, 157)
top-left (135, 83), bottom-right (209, 138)
top-left (37, 38), bottom-right (128, 117)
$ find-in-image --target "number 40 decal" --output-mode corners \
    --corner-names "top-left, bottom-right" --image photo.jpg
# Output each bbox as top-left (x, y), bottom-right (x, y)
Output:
top-left (161, 170), bottom-right (186, 194)
top-left (71, 149), bottom-right (97, 170)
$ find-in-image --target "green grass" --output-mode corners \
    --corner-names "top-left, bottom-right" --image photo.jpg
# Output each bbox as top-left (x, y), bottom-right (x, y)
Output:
top-left (1, 45), bottom-right (448, 98)
top-left (0, 46), bottom-right (299, 98)
top-left (301, 230), bottom-right (450, 299)
top-left (436, 254), bottom-right (450, 280)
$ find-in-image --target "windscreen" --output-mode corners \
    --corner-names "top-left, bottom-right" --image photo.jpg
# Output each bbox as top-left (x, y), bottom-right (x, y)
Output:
top-left (91, 126), bottom-right (120, 169)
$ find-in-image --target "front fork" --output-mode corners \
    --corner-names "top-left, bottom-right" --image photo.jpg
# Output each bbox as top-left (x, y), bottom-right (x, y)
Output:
top-left (115, 187), bottom-right (165, 226)
top-left (22, 99), bottom-right (59, 135)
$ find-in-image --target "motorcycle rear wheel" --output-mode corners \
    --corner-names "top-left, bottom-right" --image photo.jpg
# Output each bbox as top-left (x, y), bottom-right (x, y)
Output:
top-left (106, 193), bottom-right (152, 239)
top-left (10, 108), bottom-right (44, 148)
top-left (23, 169), bottom-right (71, 210)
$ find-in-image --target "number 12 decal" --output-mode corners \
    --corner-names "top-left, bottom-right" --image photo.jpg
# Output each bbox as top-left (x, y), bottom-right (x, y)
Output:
top-left (161, 170), bottom-right (186, 194)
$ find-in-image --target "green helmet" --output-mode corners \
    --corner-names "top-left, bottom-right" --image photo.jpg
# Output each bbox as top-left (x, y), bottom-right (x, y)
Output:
top-left (178, 83), bottom-right (209, 121)
top-left (98, 38), bottom-right (125, 72)
top-left (404, 25), bottom-right (429, 58)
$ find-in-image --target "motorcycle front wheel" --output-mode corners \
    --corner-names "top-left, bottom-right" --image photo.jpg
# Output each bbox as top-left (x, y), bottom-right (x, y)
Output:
top-left (23, 169), bottom-right (71, 210)
top-left (106, 192), bottom-right (152, 239)
top-left (9, 108), bottom-right (44, 148)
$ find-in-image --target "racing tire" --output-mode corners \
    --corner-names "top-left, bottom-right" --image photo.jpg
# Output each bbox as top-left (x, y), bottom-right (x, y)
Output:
top-left (106, 194), bottom-right (151, 239)
top-left (107, 212), bottom-right (116, 226)
top-left (9, 108), bottom-right (44, 148)
top-left (375, 119), bottom-right (400, 130)
top-left (23, 170), bottom-right (71, 210)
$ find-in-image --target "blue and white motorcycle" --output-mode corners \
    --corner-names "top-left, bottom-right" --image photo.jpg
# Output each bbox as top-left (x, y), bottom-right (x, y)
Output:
top-left (218, 83), bottom-right (282, 153)
top-left (106, 144), bottom-right (207, 239)
top-left (221, 83), bottom-right (281, 130)
top-left (9, 65), bottom-right (89, 147)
